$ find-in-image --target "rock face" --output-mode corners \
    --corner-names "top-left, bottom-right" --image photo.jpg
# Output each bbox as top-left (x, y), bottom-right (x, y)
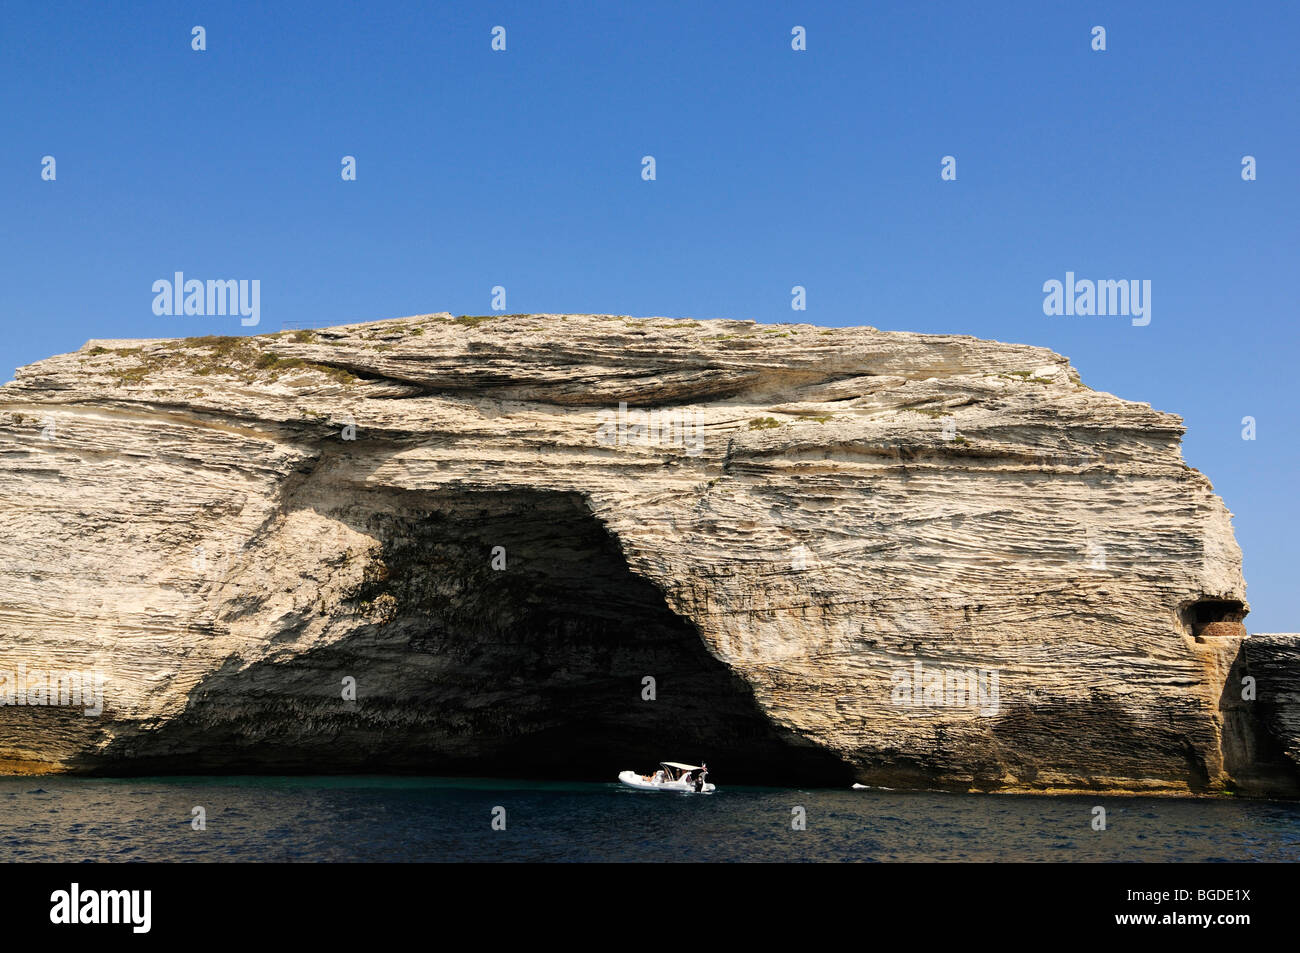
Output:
top-left (0, 312), bottom-right (1295, 794)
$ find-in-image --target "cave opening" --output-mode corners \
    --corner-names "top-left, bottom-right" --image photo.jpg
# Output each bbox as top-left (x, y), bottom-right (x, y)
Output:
top-left (1180, 598), bottom-right (1247, 641)
top-left (97, 489), bottom-right (852, 786)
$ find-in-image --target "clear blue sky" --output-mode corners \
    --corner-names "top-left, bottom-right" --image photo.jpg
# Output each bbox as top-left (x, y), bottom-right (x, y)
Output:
top-left (2, 2), bottom-right (1296, 629)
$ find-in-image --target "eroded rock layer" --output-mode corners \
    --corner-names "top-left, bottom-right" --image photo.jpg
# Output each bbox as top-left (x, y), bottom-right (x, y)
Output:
top-left (0, 313), bottom-right (1294, 793)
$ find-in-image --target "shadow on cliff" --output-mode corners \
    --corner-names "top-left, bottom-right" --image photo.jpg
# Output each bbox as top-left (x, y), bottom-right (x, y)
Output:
top-left (1219, 638), bottom-right (1300, 796)
top-left (79, 488), bottom-right (855, 786)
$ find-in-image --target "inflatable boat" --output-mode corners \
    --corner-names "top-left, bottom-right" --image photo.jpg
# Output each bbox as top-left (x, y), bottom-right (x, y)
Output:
top-left (618, 761), bottom-right (715, 793)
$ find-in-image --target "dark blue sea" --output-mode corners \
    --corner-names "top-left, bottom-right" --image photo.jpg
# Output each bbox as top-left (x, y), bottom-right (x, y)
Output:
top-left (2, 777), bottom-right (1297, 862)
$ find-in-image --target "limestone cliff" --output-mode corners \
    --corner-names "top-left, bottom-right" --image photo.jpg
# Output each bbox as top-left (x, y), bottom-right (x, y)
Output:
top-left (0, 313), bottom-right (1295, 794)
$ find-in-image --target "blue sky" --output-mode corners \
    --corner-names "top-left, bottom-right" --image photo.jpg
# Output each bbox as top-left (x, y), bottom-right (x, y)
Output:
top-left (2, 1), bottom-right (1296, 629)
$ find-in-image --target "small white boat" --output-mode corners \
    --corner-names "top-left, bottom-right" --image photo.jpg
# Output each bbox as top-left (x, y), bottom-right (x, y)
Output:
top-left (619, 761), bottom-right (715, 793)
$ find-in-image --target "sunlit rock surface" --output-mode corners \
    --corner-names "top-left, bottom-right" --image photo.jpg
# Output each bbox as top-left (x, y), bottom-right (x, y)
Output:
top-left (0, 312), bottom-right (1294, 794)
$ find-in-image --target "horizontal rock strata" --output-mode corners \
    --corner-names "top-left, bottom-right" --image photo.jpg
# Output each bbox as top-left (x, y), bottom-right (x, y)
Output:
top-left (0, 312), bottom-right (1295, 794)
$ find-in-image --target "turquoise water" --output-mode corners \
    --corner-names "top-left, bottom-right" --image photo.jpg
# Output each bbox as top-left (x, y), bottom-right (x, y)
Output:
top-left (2, 776), bottom-right (1297, 862)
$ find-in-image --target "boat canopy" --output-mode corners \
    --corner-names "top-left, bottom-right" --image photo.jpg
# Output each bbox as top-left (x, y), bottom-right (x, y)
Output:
top-left (661, 762), bottom-right (704, 771)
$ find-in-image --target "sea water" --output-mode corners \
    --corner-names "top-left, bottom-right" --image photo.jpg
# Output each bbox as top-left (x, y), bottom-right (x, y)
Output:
top-left (2, 776), bottom-right (1297, 862)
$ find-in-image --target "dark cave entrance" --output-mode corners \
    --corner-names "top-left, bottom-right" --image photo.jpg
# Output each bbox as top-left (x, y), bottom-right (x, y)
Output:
top-left (1180, 598), bottom-right (1247, 641)
top-left (98, 489), bottom-right (852, 785)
